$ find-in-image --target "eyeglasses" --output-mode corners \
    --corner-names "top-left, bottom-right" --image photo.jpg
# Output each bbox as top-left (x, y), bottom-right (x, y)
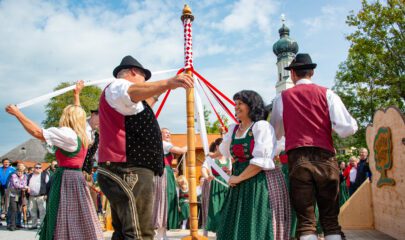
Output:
top-left (35, 167), bottom-right (41, 169)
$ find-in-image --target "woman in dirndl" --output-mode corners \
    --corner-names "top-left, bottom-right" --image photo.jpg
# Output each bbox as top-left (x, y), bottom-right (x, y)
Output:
top-left (5, 82), bottom-right (103, 240)
top-left (152, 128), bottom-right (187, 238)
top-left (176, 175), bottom-right (190, 229)
top-left (201, 138), bottom-right (231, 233)
top-left (216, 90), bottom-right (291, 240)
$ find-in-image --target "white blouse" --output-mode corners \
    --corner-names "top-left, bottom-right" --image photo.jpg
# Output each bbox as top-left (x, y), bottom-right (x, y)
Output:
top-left (105, 79), bottom-right (145, 116)
top-left (202, 157), bottom-right (232, 171)
top-left (163, 141), bottom-right (173, 155)
top-left (219, 120), bottom-right (277, 170)
top-left (42, 127), bottom-right (79, 152)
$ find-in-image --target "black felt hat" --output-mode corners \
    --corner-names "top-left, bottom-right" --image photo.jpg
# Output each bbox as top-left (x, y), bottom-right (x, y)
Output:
top-left (285, 53), bottom-right (317, 70)
top-left (113, 55), bottom-right (152, 80)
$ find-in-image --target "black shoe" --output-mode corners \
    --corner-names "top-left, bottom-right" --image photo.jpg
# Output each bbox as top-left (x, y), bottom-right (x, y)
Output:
top-left (7, 226), bottom-right (17, 231)
top-left (29, 226), bottom-right (38, 230)
top-left (16, 225), bottom-right (24, 229)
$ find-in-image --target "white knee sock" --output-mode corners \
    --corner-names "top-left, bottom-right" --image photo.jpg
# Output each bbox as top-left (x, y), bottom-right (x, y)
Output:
top-left (325, 234), bottom-right (342, 240)
top-left (300, 234), bottom-right (317, 240)
top-left (181, 220), bottom-right (187, 229)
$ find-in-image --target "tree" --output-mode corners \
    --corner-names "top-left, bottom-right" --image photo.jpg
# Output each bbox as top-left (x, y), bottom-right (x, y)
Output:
top-left (42, 82), bottom-right (102, 162)
top-left (333, 0), bottom-right (405, 149)
top-left (42, 82), bottom-right (102, 128)
top-left (203, 106), bottom-right (229, 134)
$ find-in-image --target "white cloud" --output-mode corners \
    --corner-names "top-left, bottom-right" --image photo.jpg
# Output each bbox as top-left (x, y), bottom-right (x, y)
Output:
top-left (220, 0), bottom-right (278, 34)
top-left (0, 0), bottom-right (281, 155)
top-left (302, 5), bottom-right (348, 35)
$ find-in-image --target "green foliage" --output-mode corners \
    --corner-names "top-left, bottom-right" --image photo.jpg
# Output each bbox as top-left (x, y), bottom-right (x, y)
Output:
top-left (203, 105), bottom-right (229, 134)
top-left (42, 82), bottom-right (102, 162)
top-left (42, 82), bottom-right (102, 128)
top-left (336, 153), bottom-right (352, 164)
top-left (333, 0), bottom-right (405, 149)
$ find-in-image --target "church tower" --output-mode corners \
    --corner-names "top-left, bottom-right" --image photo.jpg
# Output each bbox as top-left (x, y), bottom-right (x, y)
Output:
top-left (273, 15), bottom-right (299, 94)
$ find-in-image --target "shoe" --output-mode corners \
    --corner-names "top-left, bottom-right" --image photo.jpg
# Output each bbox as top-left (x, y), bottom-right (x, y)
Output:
top-left (29, 226), bottom-right (38, 230)
top-left (7, 226), bottom-right (17, 231)
top-left (16, 225), bottom-right (24, 229)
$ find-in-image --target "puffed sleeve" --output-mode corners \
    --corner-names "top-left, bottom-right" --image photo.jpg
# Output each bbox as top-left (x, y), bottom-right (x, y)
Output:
top-left (202, 158), bottom-right (210, 169)
top-left (219, 124), bottom-right (236, 158)
top-left (105, 79), bottom-right (145, 116)
top-left (250, 120), bottom-right (277, 170)
top-left (42, 127), bottom-right (78, 152)
top-left (162, 141), bottom-right (173, 154)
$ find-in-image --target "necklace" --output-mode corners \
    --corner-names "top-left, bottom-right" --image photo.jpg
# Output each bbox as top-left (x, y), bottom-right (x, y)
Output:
top-left (238, 122), bottom-right (252, 132)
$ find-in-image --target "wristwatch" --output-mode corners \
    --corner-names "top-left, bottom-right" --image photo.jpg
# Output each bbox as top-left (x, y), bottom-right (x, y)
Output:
top-left (153, 95), bottom-right (159, 102)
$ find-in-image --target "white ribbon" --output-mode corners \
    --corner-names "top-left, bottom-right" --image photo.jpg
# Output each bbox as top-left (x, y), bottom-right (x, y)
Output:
top-left (194, 79), bottom-right (230, 185)
top-left (194, 79), bottom-right (209, 154)
top-left (15, 68), bottom-right (179, 109)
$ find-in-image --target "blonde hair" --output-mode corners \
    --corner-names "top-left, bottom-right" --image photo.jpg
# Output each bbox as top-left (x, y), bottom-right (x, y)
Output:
top-left (59, 105), bottom-right (89, 148)
top-left (177, 175), bottom-right (188, 187)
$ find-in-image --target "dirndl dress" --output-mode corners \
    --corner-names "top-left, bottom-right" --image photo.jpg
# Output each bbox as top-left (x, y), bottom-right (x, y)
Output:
top-left (178, 189), bottom-right (190, 223)
top-left (216, 122), bottom-right (291, 240)
top-left (205, 158), bottom-right (230, 232)
top-left (39, 135), bottom-right (103, 240)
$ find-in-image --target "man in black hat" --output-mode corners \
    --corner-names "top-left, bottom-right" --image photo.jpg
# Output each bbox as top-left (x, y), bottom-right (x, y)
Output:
top-left (97, 55), bottom-right (193, 240)
top-left (271, 53), bottom-right (358, 240)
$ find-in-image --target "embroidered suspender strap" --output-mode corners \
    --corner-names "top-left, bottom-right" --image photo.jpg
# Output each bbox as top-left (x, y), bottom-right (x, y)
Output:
top-left (97, 167), bottom-right (142, 239)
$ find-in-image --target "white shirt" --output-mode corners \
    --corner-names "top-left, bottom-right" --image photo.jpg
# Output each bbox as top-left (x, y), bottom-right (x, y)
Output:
top-left (28, 173), bottom-right (49, 196)
top-left (219, 120), bottom-right (277, 170)
top-left (85, 121), bottom-right (93, 143)
top-left (349, 167), bottom-right (357, 183)
top-left (42, 127), bottom-right (79, 152)
top-left (270, 79), bottom-right (358, 140)
top-left (163, 141), bottom-right (173, 155)
top-left (105, 79), bottom-right (145, 116)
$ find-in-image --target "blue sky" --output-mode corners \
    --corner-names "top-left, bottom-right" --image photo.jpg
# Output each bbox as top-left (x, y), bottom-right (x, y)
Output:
top-left (0, 0), bottom-right (361, 156)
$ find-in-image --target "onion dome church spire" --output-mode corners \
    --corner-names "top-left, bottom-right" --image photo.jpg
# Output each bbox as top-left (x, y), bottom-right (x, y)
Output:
top-left (273, 14), bottom-right (299, 94)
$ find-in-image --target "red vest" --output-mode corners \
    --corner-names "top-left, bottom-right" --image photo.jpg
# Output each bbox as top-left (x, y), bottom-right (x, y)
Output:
top-left (282, 83), bottom-right (334, 153)
top-left (98, 87), bottom-right (164, 176)
top-left (55, 144), bottom-right (87, 169)
top-left (98, 90), bottom-right (127, 163)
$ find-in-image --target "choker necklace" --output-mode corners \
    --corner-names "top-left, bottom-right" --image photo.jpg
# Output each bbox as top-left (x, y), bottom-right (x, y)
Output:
top-left (238, 122), bottom-right (252, 132)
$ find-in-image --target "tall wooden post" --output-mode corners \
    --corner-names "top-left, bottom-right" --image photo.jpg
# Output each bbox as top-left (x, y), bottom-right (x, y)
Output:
top-left (181, 4), bottom-right (207, 240)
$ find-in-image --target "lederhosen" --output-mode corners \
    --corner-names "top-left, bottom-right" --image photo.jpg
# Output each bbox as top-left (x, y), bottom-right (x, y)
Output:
top-left (98, 88), bottom-right (164, 240)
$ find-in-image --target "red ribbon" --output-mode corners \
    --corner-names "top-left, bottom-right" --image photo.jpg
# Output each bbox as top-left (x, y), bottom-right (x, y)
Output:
top-left (155, 68), bottom-right (185, 119)
top-left (155, 67), bottom-right (237, 131)
top-left (206, 85), bottom-right (238, 123)
top-left (190, 68), bottom-right (235, 106)
top-left (155, 90), bottom-right (171, 119)
top-left (196, 79), bottom-right (228, 132)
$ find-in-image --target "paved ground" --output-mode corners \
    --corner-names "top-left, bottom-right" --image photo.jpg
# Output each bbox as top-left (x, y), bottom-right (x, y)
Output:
top-left (0, 221), bottom-right (216, 240)
top-left (0, 220), bottom-right (398, 240)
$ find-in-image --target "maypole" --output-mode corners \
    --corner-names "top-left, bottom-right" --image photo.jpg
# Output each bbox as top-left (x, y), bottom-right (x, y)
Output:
top-left (181, 4), bottom-right (207, 240)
